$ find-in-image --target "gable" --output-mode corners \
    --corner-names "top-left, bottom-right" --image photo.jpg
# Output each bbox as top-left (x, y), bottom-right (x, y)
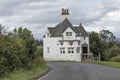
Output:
top-left (62, 27), bottom-right (76, 40)
top-left (50, 18), bottom-right (76, 37)
top-left (46, 18), bottom-right (88, 37)
top-left (63, 27), bottom-right (76, 35)
top-left (62, 25), bottom-right (76, 35)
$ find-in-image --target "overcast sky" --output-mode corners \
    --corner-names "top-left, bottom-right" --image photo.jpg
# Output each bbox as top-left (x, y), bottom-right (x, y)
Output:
top-left (0, 0), bottom-right (120, 39)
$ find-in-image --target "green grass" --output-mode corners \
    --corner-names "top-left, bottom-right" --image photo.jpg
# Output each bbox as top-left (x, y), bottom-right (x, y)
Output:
top-left (0, 62), bottom-right (48, 80)
top-left (84, 60), bottom-right (120, 69)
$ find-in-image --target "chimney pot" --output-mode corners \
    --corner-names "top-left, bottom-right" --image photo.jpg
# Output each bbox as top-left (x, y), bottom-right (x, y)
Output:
top-left (61, 8), bottom-right (70, 21)
top-left (65, 9), bottom-right (66, 14)
top-left (62, 8), bottom-right (64, 14)
top-left (61, 8), bottom-right (69, 15)
top-left (67, 9), bottom-right (68, 14)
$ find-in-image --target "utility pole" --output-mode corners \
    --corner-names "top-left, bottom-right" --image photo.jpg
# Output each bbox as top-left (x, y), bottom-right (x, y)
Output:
top-left (99, 53), bottom-right (101, 61)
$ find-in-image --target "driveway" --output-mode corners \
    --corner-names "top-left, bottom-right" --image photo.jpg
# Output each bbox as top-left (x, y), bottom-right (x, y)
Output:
top-left (39, 62), bottom-right (120, 80)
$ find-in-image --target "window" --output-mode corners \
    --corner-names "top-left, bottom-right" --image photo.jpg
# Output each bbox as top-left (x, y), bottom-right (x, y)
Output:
top-left (60, 42), bottom-right (64, 46)
top-left (84, 36), bottom-right (86, 40)
top-left (68, 47), bottom-right (74, 53)
top-left (78, 41), bottom-right (80, 45)
top-left (66, 32), bottom-right (72, 36)
top-left (76, 47), bottom-right (80, 53)
top-left (47, 47), bottom-right (49, 53)
top-left (60, 47), bottom-right (65, 54)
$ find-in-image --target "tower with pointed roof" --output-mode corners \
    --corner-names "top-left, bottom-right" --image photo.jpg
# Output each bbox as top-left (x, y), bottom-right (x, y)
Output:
top-left (43, 8), bottom-right (91, 62)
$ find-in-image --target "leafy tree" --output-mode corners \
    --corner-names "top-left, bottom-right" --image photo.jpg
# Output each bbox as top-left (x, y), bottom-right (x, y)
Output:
top-left (89, 31), bottom-right (109, 60)
top-left (99, 30), bottom-right (116, 42)
top-left (36, 39), bottom-right (43, 46)
top-left (0, 26), bottom-right (37, 77)
top-left (89, 32), bottom-right (102, 55)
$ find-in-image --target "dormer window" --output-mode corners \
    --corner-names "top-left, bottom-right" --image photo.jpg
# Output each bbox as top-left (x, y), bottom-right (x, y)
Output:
top-left (66, 32), bottom-right (72, 36)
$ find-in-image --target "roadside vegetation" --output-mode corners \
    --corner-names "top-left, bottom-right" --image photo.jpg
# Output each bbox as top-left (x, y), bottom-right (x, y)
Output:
top-left (89, 30), bottom-right (120, 61)
top-left (84, 60), bottom-right (120, 69)
top-left (87, 30), bottom-right (120, 69)
top-left (0, 25), bottom-right (48, 80)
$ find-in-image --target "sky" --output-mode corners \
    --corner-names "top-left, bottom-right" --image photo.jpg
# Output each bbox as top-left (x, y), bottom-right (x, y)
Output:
top-left (0, 0), bottom-right (120, 39)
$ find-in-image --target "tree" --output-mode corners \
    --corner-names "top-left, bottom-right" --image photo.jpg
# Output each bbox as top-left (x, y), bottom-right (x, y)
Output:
top-left (0, 26), bottom-right (38, 77)
top-left (89, 32), bottom-right (101, 55)
top-left (13, 27), bottom-right (37, 61)
top-left (89, 31), bottom-right (108, 60)
top-left (99, 30), bottom-right (116, 42)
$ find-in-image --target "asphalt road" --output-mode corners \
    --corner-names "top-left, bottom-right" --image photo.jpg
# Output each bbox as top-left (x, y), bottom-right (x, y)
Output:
top-left (39, 62), bottom-right (120, 80)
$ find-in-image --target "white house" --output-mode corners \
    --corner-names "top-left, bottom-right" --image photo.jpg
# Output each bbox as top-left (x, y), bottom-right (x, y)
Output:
top-left (43, 8), bottom-right (91, 62)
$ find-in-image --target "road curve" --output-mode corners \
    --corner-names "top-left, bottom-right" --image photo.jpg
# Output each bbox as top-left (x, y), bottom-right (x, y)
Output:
top-left (39, 62), bottom-right (120, 80)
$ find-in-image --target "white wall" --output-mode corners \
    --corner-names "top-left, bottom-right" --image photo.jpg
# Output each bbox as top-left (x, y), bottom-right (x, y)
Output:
top-left (63, 27), bottom-right (76, 40)
top-left (43, 37), bottom-right (61, 60)
top-left (57, 40), bottom-right (82, 61)
top-left (61, 15), bottom-right (70, 22)
top-left (43, 27), bottom-right (89, 62)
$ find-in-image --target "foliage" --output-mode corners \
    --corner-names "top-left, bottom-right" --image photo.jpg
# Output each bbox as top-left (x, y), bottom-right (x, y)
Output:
top-left (89, 30), bottom-right (120, 61)
top-left (110, 55), bottom-right (120, 62)
top-left (89, 31), bottom-right (102, 55)
top-left (106, 46), bottom-right (120, 60)
top-left (99, 30), bottom-right (116, 42)
top-left (89, 31), bottom-right (108, 60)
top-left (85, 60), bottom-right (120, 69)
top-left (36, 39), bottom-right (43, 46)
top-left (35, 48), bottom-right (43, 57)
top-left (0, 25), bottom-right (39, 77)
top-left (1, 58), bottom-right (48, 80)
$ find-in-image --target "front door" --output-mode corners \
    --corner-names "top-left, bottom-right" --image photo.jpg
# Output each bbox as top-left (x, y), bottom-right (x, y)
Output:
top-left (82, 47), bottom-right (88, 54)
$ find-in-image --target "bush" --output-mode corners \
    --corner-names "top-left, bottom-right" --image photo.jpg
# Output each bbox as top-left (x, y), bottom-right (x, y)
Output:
top-left (106, 46), bottom-right (120, 60)
top-left (110, 55), bottom-right (120, 62)
top-left (35, 48), bottom-right (43, 57)
top-left (0, 27), bottom-right (38, 77)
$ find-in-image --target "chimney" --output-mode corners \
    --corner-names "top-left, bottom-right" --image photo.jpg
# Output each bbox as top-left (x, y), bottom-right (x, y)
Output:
top-left (61, 8), bottom-right (70, 21)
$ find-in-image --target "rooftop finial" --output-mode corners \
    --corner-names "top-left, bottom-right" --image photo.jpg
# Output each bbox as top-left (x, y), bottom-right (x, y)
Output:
top-left (79, 23), bottom-right (82, 26)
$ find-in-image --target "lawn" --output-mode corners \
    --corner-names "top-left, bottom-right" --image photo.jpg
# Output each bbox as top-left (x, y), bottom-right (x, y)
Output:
top-left (0, 62), bottom-right (49, 80)
top-left (84, 60), bottom-right (120, 69)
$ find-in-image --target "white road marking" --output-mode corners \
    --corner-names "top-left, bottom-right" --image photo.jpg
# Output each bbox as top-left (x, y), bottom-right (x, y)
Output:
top-left (38, 69), bottom-right (53, 80)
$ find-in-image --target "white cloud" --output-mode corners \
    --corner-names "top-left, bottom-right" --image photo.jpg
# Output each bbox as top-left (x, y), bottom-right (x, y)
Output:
top-left (0, 0), bottom-right (120, 39)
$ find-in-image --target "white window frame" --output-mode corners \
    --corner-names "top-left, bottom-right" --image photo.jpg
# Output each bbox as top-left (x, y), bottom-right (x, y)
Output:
top-left (68, 47), bottom-right (74, 53)
top-left (76, 47), bottom-right (80, 53)
top-left (47, 47), bottom-right (49, 53)
top-left (66, 32), bottom-right (72, 36)
top-left (60, 47), bottom-right (65, 54)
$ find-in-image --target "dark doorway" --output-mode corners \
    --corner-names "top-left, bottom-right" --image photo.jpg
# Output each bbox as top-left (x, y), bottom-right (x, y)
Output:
top-left (82, 47), bottom-right (88, 54)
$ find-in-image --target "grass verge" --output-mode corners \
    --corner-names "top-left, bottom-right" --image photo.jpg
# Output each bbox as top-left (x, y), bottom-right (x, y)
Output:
top-left (0, 62), bottom-right (49, 80)
top-left (84, 60), bottom-right (120, 69)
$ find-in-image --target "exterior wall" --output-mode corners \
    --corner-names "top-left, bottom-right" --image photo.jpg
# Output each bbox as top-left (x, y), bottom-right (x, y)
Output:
top-left (43, 27), bottom-right (89, 62)
top-left (76, 36), bottom-right (89, 53)
top-left (62, 27), bottom-right (76, 40)
top-left (61, 15), bottom-right (70, 22)
top-left (57, 40), bottom-right (81, 61)
top-left (43, 36), bottom-right (82, 61)
top-left (43, 37), bottom-right (61, 60)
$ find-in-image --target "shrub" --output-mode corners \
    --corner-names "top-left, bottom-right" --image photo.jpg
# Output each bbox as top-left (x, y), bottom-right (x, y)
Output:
top-left (110, 55), bottom-right (120, 62)
top-left (106, 46), bottom-right (120, 60)
top-left (35, 48), bottom-right (43, 57)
